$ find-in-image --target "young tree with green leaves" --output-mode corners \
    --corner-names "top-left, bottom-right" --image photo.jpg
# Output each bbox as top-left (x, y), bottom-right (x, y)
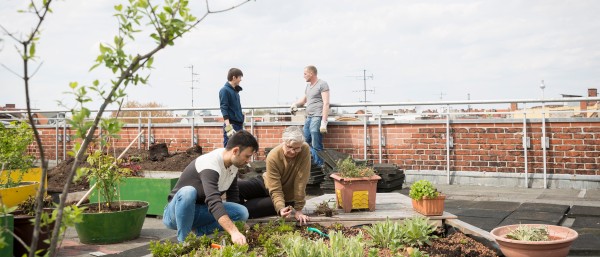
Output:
top-left (1, 1), bottom-right (252, 256)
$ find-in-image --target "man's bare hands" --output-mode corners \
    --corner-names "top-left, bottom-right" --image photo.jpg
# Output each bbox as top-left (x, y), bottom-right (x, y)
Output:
top-left (230, 231), bottom-right (247, 245)
top-left (279, 205), bottom-right (293, 218)
top-left (294, 210), bottom-right (310, 225)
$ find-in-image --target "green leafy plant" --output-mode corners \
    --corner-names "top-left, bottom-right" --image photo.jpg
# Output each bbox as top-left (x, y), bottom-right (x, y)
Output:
top-left (276, 218), bottom-right (295, 233)
top-left (336, 157), bottom-right (376, 178)
top-left (280, 232), bottom-right (328, 257)
top-left (365, 218), bottom-right (404, 249)
top-left (150, 233), bottom-right (213, 257)
top-left (329, 230), bottom-right (365, 257)
top-left (506, 224), bottom-right (550, 241)
top-left (77, 150), bottom-right (131, 210)
top-left (0, 121), bottom-right (35, 188)
top-left (409, 180), bottom-right (440, 200)
top-left (2, 0), bottom-right (250, 254)
top-left (407, 247), bottom-right (430, 257)
top-left (399, 216), bottom-right (438, 247)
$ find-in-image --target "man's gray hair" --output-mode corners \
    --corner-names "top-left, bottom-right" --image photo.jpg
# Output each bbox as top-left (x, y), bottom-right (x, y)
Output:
top-left (282, 126), bottom-right (304, 143)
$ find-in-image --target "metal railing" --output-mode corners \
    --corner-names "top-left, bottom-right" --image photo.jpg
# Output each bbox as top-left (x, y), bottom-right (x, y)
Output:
top-left (3, 97), bottom-right (600, 189)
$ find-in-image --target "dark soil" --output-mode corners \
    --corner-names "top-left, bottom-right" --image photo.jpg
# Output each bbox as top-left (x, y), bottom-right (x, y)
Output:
top-left (47, 146), bottom-right (202, 193)
top-left (81, 201), bottom-right (148, 214)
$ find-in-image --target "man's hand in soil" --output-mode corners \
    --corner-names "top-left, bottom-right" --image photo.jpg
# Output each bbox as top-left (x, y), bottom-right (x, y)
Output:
top-left (294, 210), bottom-right (309, 225)
top-left (279, 206), bottom-right (293, 218)
top-left (230, 231), bottom-right (247, 245)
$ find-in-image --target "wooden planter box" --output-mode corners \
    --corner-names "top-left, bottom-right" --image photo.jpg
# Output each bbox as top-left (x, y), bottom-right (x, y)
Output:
top-left (411, 195), bottom-right (446, 216)
top-left (89, 171), bottom-right (180, 216)
top-left (330, 173), bottom-right (381, 213)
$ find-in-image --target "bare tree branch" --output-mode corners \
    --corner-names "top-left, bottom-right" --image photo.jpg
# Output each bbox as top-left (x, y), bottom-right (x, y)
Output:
top-left (0, 63), bottom-right (22, 78)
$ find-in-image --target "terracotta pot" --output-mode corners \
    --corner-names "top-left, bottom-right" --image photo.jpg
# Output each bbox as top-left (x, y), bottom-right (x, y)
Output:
top-left (411, 194), bottom-right (446, 216)
top-left (490, 224), bottom-right (578, 257)
top-left (329, 173), bottom-right (381, 213)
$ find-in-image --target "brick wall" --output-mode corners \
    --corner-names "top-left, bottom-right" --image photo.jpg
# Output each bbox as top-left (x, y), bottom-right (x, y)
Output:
top-left (28, 120), bottom-right (600, 176)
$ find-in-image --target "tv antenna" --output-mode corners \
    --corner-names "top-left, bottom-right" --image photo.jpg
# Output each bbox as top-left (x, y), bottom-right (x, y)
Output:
top-left (185, 65), bottom-right (200, 107)
top-left (433, 91), bottom-right (447, 100)
top-left (349, 69), bottom-right (374, 112)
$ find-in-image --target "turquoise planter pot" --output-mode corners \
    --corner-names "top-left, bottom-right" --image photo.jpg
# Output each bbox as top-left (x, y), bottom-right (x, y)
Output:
top-left (75, 201), bottom-right (149, 244)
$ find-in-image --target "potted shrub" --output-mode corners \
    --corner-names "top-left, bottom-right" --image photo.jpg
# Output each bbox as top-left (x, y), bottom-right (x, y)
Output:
top-left (88, 156), bottom-right (180, 216)
top-left (75, 150), bottom-right (149, 244)
top-left (329, 157), bottom-right (381, 212)
top-left (490, 224), bottom-right (578, 257)
top-left (0, 121), bottom-right (39, 208)
top-left (409, 179), bottom-right (446, 216)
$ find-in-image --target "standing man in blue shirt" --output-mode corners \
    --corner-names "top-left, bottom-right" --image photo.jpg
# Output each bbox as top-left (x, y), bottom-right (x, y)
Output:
top-left (290, 65), bottom-right (330, 166)
top-left (219, 68), bottom-right (245, 147)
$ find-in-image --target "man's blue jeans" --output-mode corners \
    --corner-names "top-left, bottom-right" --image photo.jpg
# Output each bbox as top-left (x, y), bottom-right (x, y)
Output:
top-left (162, 186), bottom-right (249, 242)
top-left (303, 116), bottom-right (324, 166)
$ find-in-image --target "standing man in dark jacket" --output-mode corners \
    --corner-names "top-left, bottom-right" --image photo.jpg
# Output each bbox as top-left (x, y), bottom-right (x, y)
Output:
top-left (219, 68), bottom-right (245, 147)
top-left (162, 130), bottom-right (258, 244)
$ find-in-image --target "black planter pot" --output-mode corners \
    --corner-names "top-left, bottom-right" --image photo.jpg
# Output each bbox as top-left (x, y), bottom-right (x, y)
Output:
top-left (13, 210), bottom-right (54, 257)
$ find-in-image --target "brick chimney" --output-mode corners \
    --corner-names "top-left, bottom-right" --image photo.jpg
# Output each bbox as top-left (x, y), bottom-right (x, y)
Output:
top-left (580, 99), bottom-right (587, 113)
top-left (510, 102), bottom-right (518, 111)
top-left (588, 88), bottom-right (597, 97)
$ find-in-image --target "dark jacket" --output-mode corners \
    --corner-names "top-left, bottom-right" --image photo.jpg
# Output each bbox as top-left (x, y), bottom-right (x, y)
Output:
top-left (219, 82), bottom-right (244, 125)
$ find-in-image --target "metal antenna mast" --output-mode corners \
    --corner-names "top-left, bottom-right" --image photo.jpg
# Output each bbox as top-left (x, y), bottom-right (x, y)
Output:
top-left (350, 69), bottom-right (374, 110)
top-left (434, 91), bottom-right (447, 100)
top-left (185, 65), bottom-right (199, 107)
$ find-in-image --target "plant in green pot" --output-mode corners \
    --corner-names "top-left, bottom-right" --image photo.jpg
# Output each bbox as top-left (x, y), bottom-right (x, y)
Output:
top-left (89, 157), bottom-right (179, 216)
top-left (0, 121), bottom-right (38, 208)
top-left (490, 224), bottom-right (578, 257)
top-left (409, 180), bottom-right (446, 216)
top-left (74, 150), bottom-right (149, 244)
top-left (329, 157), bottom-right (381, 212)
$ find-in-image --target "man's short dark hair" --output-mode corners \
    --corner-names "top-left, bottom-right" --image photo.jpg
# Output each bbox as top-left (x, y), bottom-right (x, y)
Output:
top-left (227, 68), bottom-right (243, 81)
top-left (225, 130), bottom-right (258, 153)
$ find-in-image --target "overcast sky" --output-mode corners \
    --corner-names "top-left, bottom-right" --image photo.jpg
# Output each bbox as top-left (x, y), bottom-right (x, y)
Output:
top-left (1, 0), bottom-right (599, 112)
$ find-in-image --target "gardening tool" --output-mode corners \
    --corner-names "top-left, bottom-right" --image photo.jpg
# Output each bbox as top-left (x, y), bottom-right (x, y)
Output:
top-left (210, 239), bottom-right (227, 250)
top-left (307, 227), bottom-right (329, 238)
